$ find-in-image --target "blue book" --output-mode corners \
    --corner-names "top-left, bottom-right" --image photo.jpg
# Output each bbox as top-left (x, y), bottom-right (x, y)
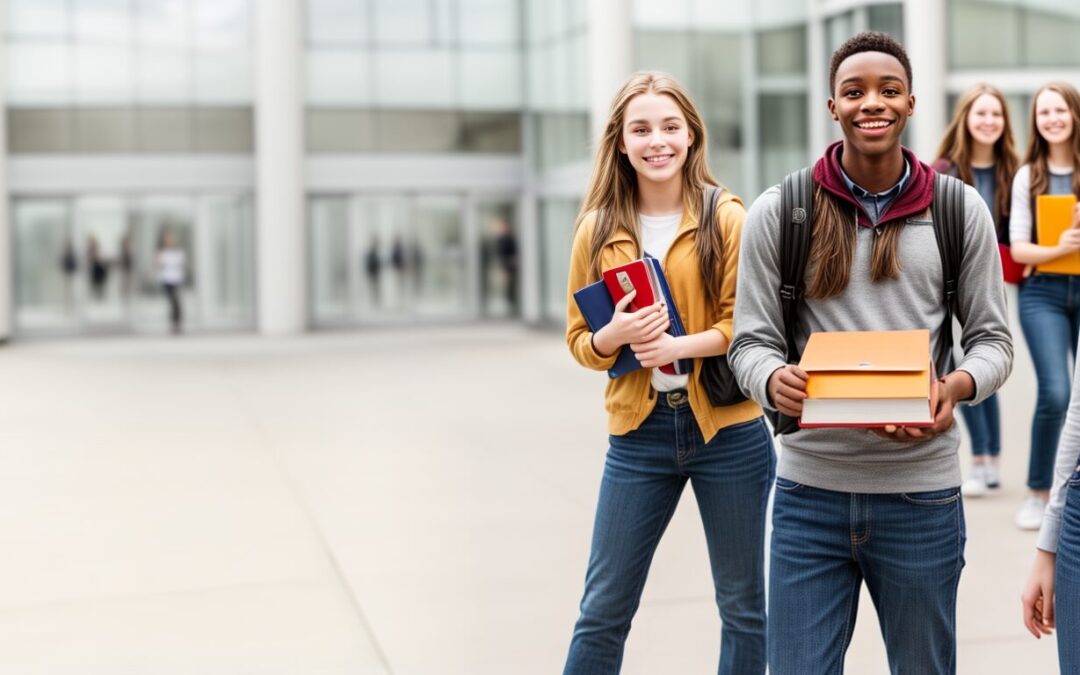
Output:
top-left (572, 256), bottom-right (693, 379)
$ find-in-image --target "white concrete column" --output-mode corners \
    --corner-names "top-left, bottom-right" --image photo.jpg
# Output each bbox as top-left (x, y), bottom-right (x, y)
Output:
top-left (903, 0), bottom-right (947, 160)
top-left (807, 8), bottom-right (830, 155)
top-left (254, 0), bottom-right (305, 335)
top-left (588, 0), bottom-right (634, 149)
top-left (0, 0), bottom-right (10, 342)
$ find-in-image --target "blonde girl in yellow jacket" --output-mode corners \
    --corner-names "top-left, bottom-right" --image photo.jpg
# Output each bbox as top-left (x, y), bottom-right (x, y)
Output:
top-left (562, 71), bottom-right (774, 675)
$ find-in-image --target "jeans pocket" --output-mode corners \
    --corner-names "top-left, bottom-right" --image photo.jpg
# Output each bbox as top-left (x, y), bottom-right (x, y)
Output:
top-left (775, 476), bottom-right (804, 492)
top-left (901, 487), bottom-right (961, 505)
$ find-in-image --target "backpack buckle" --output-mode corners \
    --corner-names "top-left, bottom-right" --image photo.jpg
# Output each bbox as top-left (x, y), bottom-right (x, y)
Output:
top-left (780, 284), bottom-right (797, 301)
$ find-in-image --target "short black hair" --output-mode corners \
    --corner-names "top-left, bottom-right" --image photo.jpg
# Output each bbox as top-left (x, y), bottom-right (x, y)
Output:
top-left (829, 31), bottom-right (912, 93)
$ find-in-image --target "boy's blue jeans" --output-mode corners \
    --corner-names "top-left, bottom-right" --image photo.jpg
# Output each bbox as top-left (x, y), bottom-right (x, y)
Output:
top-left (768, 477), bottom-right (966, 675)
top-left (1055, 466), bottom-right (1080, 671)
top-left (563, 392), bottom-right (775, 675)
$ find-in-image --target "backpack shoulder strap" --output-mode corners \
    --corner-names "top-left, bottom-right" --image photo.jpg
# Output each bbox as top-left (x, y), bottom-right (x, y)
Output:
top-left (779, 167), bottom-right (814, 364)
top-left (931, 172), bottom-right (966, 375)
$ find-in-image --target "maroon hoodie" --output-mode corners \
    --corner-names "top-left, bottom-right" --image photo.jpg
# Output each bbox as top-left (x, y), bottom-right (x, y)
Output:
top-left (811, 140), bottom-right (936, 228)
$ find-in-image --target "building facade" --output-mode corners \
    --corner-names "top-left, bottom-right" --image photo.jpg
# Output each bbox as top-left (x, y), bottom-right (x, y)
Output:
top-left (3, 0), bottom-right (1079, 339)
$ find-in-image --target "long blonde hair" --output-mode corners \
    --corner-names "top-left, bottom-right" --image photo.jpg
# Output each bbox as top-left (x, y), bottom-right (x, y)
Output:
top-left (1026, 82), bottom-right (1080, 215)
top-left (934, 84), bottom-right (1018, 232)
top-left (574, 71), bottom-right (725, 304)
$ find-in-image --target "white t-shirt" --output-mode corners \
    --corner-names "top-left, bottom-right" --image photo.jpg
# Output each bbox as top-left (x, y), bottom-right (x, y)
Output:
top-left (639, 212), bottom-right (688, 392)
top-left (157, 248), bottom-right (186, 285)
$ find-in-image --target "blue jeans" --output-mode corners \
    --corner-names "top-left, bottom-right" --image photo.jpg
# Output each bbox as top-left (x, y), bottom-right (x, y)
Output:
top-left (769, 479), bottom-right (966, 675)
top-left (1055, 466), bottom-right (1080, 671)
top-left (959, 393), bottom-right (1000, 457)
top-left (563, 393), bottom-right (775, 675)
top-left (1019, 275), bottom-right (1080, 489)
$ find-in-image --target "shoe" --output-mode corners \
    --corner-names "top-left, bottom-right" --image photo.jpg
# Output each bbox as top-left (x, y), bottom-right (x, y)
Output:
top-left (961, 464), bottom-right (988, 497)
top-left (984, 462), bottom-right (1001, 489)
top-left (1016, 496), bottom-right (1047, 531)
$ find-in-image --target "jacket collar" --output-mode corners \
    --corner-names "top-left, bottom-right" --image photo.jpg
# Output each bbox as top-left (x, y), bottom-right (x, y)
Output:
top-left (812, 141), bottom-right (935, 228)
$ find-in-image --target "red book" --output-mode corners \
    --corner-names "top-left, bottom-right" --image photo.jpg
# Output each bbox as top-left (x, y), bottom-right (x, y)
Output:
top-left (601, 259), bottom-right (681, 374)
top-left (601, 260), bottom-right (661, 312)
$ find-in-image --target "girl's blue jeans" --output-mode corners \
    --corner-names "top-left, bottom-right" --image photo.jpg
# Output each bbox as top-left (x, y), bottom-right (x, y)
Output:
top-left (563, 392), bottom-right (775, 675)
top-left (1018, 275), bottom-right (1080, 489)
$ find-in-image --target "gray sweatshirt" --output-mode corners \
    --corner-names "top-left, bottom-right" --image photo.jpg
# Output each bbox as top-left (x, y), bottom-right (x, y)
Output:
top-left (729, 184), bottom-right (1014, 493)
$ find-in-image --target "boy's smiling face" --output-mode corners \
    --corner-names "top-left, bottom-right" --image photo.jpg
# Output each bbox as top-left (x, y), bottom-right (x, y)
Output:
top-left (828, 50), bottom-right (914, 158)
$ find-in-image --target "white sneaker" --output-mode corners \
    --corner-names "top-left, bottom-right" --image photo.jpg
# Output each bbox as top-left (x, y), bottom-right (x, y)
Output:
top-left (961, 464), bottom-right (988, 497)
top-left (1016, 496), bottom-right (1047, 531)
top-left (984, 462), bottom-right (1001, 489)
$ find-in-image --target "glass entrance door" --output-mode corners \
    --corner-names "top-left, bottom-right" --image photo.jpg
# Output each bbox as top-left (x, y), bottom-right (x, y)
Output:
top-left (13, 198), bottom-right (77, 332)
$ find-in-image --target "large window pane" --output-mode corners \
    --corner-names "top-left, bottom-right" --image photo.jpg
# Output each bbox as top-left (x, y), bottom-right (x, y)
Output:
top-left (1024, 6), bottom-right (1080, 67)
top-left (759, 93), bottom-right (808, 189)
top-left (7, 42), bottom-right (73, 105)
top-left (193, 107), bottom-right (253, 152)
top-left (372, 0), bottom-right (431, 46)
top-left (307, 49), bottom-right (370, 105)
top-left (458, 0), bottom-right (519, 47)
top-left (758, 25), bottom-right (807, 77)
top-left (14, 199), bottom-right (76, 332)
top-left (196, 194), bottom-right (254, 327)
top-left (9, 0), bottom-right (70, 38)
top-left (194, 50), bottom-right (251, 103)
top-left (74, 44), bottom-right (134, 103)
top-left (307, 0), bottom-right (368, 46)
top-left (414, 196), bottom-right (467, 316)
top-left (949, 0), bottom-right (1021, 68)
top-left (310, 196), bottom-right (352, 322)
top-left (533, 112), bottom-right (589, 171)
top-left (460, 51), bottom-right (522, 110)
top-left (194, 0), bottom-right (249, 49)
top-left (375, 110), bottom-right (459, 152)
top-left (74, 0), bottom-right (133, 43)
top-left (540, 198), bottom-right (578, 321)
top-left (137, 0), bottom-right (190, 48)
top-left (137, 48), bottom-right (192, 104)
top-left (461, 112), bottom-right (521, 153)
top-left (374, 50), bottom-right (455, 108)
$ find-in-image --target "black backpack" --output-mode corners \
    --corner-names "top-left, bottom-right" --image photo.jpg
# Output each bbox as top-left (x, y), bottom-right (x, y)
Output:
top-left (768, 168), bottom-right (966, 435)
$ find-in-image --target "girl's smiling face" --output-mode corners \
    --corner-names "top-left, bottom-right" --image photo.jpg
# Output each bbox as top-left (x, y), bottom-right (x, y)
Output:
top-left (966, 93), bottom-right (1005, 148)
top-left (620, 92), bottom-right (693, 186)
top-left (1035, 88), bottom-right (1074, 147)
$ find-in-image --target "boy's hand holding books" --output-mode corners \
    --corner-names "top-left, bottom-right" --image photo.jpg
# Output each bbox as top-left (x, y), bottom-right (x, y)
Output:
top-left (592, 289), bottom-right (670, 357)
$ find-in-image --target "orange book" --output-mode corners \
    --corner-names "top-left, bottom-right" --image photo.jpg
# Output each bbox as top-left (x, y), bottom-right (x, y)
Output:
top-left (798, 329), bottom-right (937, 428)
top-left (1036, 195), bottom-right (1080, 275)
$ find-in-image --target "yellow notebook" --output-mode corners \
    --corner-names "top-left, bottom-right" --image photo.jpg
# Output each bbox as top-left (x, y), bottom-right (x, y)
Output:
top-left (1036, 194), bottom-right (1080, 275)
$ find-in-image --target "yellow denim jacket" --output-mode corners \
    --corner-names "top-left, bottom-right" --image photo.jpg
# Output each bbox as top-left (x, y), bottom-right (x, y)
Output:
top-left (565, 191), bottom-right (763, 442)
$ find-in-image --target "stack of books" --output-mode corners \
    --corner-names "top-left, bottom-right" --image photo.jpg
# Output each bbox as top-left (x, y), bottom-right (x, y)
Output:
top-left (573, 257), bottom-right (692, 378)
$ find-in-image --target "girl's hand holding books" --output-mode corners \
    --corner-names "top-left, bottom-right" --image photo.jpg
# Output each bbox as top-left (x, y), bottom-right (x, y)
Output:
top-left (592, 290), bottom-right (669, 356)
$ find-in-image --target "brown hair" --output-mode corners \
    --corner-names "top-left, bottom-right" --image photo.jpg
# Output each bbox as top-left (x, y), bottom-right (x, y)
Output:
top-left (803, 187), bottom-right (907, 299)
top-left (934, 84), bottom-right (1019, 233)
top-left (1025, 82), bottom-right (1080, 213)
top-left (574, 71), bottom-right (725, 305)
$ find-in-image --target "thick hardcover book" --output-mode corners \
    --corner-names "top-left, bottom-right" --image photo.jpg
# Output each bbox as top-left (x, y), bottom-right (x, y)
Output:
top-left (798, 329), bottom-right (938, 428)
top-left (1036, 195), bottom-right (1080, 275)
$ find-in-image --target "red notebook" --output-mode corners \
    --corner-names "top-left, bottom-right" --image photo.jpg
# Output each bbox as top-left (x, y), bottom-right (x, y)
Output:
top-left (602, 260), bottom-right (661, 312)
top-left (601, 259), bottom-right (680, 375)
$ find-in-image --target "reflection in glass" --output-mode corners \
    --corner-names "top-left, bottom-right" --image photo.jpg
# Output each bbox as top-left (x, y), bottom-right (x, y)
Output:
top-left (310, 197), bottom-right (351, 322)
top-left (414, 196), bottom-right (466, 316)
top-left (14, 199), bottom-right (77, 331)
top-left (75, 195), bottom-right (129, 327)
top-left (541, 198), bottom-right (578, 321)
top-left (760, 93), bottom-right (809, 189)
